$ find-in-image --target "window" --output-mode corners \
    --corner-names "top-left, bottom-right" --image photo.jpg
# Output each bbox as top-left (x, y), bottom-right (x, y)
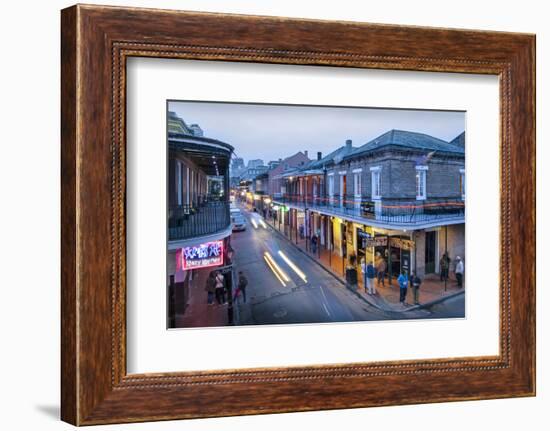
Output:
top-left (460, 168), bottom-right (465, 200)
top-left (328, 174), bottom-right (334, 197)
top-left (416, 166), bottom-right (428, 200)
top-left (353, 172), bottom-right (362, 197)
top-left (370, 167), bottom-right (381, 200)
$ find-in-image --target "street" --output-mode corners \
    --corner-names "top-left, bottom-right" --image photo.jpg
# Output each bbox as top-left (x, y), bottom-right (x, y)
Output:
top-left (231, 204), bottom-right (435, 325)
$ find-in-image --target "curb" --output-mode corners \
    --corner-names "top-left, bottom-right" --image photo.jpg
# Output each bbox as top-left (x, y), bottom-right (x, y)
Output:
top-left (403, 289), bottom-right (465, 312)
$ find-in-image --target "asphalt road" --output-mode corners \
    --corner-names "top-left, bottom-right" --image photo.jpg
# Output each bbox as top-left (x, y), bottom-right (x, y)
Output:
top-left (230, 205), bottom-right (393, 325)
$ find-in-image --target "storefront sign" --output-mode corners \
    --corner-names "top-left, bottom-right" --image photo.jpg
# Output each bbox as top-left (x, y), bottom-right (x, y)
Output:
top-left (180, 240), bottom-right (224, 270)
top-left (365, 236), bottom-right (388, 248)
top-left (390, 237), bottom-right (415, 251)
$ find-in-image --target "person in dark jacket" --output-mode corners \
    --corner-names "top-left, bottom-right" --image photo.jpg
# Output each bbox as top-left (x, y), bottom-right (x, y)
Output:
top-left (397, 270), bottom-right (409, 304)
top-left (205, 271), bottom-right (216, 305)
top-left (235, 271), bottom-right (248, 303)
top-left (361, 259), bottom-right (377, 295)
top-left (410, 271), bottom-right (422, 305)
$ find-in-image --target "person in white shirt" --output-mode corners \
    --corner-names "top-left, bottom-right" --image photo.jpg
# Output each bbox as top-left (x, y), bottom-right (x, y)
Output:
top-left (455, 256), bottom-right (464, 288)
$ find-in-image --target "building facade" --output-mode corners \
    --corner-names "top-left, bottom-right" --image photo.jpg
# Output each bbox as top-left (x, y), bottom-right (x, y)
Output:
top-left (167, 112), bottom-right (234, 327)
top-left (267, 151), bottom-right (311, 197)
top-left (272, 131), bottom-right (465, 280)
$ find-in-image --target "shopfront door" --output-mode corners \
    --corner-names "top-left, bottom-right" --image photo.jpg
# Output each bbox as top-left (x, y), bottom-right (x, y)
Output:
top-left (425, 230), bottom-right (437, 274)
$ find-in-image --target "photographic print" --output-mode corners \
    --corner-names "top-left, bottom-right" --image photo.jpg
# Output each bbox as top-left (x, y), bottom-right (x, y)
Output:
top-left (167, 101), bottom-right (466, 329)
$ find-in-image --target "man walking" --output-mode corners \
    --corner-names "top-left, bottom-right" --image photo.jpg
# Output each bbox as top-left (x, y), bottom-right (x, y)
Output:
top-left (455, 256), bottom-right (464, 288)
top-left (410, 271), bottom-right (422, 305)
top-left (235, 270), bottom-right (248, 303)
top-left (397, 270), bottom-right (409, 305)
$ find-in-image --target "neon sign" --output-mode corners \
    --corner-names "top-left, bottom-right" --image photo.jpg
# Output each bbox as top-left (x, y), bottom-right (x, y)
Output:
top-left (180, 240), bottom-right (224, 270)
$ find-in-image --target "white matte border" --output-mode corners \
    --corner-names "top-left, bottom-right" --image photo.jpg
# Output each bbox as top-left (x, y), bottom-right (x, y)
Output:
top-left (127, 58), bottom-right (500, 374)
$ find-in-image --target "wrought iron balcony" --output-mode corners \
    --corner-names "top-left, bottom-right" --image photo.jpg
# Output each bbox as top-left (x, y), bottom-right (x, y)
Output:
top-left (168, 200), bottom-right (230, 241)
top-left (273, 194), bottom-right (464, 225)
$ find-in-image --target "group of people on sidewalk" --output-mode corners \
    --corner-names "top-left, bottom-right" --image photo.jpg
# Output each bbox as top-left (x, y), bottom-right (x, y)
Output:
top-left (204, 269), bottom-right (249, 306)
top-left (360, 254), bottom-right (465, 306)
top-left (359, 254), bottom-right (390, 296)
top-left (439, 253), bottom-right (465, 288)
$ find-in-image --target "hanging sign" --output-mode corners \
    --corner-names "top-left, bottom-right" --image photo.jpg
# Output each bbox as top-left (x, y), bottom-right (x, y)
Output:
top-left (365, 236), bottom-right (388, 248)
top-left (390, 237), bottom-right (415, 251)
top-left (180, 240), bottom-right (224, 270)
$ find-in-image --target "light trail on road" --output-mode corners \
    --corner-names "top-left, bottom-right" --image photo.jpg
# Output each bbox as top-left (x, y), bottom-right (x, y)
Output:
top-left (259, 218), bottom-right (267, 229)
top-left (250, 218), bottom-right (258, 229)
top-left (277, 250), bottom-right (307, 283)
top-left (264, 251), bottom-right (290, 283)
top-left (263, 254), bottom-right (287, 286)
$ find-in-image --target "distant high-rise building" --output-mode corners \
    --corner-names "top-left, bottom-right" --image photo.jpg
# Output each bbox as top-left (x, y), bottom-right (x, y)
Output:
top-left (247, 159), bottom-right (264, 169)
top-left (231, 157), bottom-right (245, 170)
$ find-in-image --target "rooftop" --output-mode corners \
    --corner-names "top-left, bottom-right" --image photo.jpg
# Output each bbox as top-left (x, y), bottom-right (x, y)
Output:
top-left (346, 129), bottom-right (465, 160)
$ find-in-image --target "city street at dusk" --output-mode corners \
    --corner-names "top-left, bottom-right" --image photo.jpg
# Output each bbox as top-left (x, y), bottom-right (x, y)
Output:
top-left (166, 102), bottom-right (466, 328)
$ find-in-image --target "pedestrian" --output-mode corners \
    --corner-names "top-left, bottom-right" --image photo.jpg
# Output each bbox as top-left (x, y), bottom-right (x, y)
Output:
top-left (440, 253), bottom-right (450, 281)
top-left (410, 271), bottom-right (422, 305)
top-left (397, 270), bottom-right (409, 304)
top-left (214, 271), bottom-right (226, 304)
top-left (376, 257), bottom-right (387, 287)
top-left (311, 235), bottom-right (317, 254)
top-left (455, 256), bottom-right (464, 288)
top-left (235, 270), bottom-right (248, 303)
top-left (205, 271), bottom-right (216, 305)
top-left (366, 260), bottom-right (376, 295)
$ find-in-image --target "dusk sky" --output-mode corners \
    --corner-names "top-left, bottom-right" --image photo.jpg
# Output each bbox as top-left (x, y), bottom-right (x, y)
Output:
top-left (169, 101), bottom-right (465, 164)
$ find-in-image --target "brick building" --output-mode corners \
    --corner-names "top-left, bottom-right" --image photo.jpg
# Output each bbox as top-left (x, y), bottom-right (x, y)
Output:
top-left (272, 130), bottom-right (465, 280)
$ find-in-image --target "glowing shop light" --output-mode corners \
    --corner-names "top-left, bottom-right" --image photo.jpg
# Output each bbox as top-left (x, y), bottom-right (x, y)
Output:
top-left (278, 251), bottom-right (307, 282)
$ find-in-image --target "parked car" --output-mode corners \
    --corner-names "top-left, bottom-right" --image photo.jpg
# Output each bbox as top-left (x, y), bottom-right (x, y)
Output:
top-left (230, 208), bottom-right (247, 231)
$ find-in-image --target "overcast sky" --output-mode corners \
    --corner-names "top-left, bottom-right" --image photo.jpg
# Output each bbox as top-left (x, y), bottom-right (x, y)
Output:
top-left (169, 101), bottom-right (465, 164)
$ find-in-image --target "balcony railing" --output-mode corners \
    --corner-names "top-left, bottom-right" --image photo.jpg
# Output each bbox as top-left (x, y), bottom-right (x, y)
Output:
top-left (168, 200), bottom-right (230, 241)
top-left (273, 194), bottom-right (464, 225)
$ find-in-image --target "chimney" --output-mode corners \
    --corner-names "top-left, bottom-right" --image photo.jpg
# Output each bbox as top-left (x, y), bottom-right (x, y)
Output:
top-left (345, 139), bottom-right (352, 149)
top-left (317, 151), bottom-right (322, 161)
top-left (304, 150), bottom-right (308, 158)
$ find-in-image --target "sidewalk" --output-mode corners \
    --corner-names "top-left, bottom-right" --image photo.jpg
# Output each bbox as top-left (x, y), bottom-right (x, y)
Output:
top-left (175, 268), bottom-right (229, 328)
top-left (266, 215), bottom-right (464, 313)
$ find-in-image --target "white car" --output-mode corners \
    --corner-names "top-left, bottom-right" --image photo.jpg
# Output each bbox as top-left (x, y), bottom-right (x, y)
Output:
top-left (230, 208), bottom-right (247, 231)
